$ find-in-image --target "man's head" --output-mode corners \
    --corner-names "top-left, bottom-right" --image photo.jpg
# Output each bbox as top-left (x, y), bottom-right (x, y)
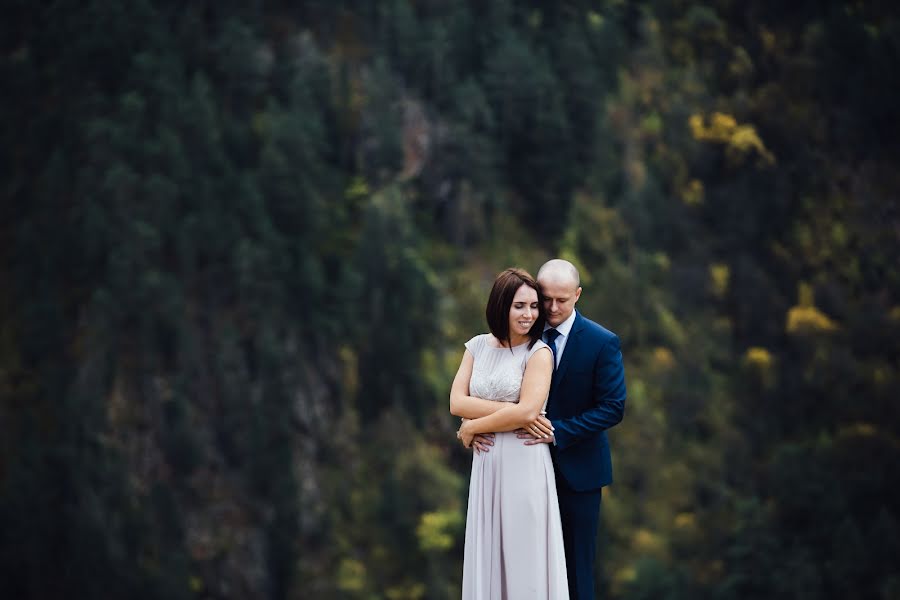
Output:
top-left (536, 259), bottom-right (582, 327)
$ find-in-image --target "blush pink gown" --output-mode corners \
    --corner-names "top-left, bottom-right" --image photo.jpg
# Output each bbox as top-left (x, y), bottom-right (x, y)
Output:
top-left (461, 334), bottom-right (569, 599)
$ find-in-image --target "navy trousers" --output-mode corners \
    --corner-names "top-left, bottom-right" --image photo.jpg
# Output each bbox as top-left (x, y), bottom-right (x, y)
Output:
top-left (555, 471), bottom-right (603, 600)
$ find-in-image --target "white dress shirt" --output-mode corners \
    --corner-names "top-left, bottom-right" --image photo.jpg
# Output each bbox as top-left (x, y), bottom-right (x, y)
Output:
top-left (544, 309), bottom-right (577, 369)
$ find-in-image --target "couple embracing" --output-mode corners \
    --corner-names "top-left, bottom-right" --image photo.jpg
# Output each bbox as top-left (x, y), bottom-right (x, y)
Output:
top-left (450, 259), bottom-right (627, 599)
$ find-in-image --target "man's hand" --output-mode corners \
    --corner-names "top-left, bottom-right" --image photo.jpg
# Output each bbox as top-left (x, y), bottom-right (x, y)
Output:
top-left (457, 419), bottom-right (495, 454)
top-left (472, 433), bottom-right (495, 454)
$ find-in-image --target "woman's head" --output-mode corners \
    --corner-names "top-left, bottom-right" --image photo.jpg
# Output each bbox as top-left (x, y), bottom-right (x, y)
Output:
top-left (485, 268), bottom-right (546, 348)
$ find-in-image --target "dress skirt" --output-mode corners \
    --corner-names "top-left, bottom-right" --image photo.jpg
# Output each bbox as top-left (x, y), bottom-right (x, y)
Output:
top-left (461, 431), bottom-right (569, 599)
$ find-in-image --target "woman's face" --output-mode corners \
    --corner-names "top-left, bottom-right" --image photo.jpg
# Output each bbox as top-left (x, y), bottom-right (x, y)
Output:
top-left (509, 284), bottom-right (539, 339)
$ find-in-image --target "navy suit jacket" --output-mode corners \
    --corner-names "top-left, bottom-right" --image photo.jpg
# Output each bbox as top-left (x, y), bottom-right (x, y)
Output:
top-left (547, 311), bottom-right (626, 491)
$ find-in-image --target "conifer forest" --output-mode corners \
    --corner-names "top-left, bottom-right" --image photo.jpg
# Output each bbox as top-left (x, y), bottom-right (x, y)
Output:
top-left (2, 1), bottom-right (899, 598)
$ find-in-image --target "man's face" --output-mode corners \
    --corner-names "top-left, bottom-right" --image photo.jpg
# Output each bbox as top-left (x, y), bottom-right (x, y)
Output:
top-left (539, 276), bottom-right (581, 327)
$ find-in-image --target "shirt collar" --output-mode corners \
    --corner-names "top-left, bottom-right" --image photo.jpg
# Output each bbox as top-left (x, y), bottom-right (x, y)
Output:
top-left (545, 309), bottom-right (577, 338)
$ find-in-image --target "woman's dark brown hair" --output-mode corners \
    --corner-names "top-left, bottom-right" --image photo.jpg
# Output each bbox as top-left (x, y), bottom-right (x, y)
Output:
top-left (485, 268), bottom-right (546, 350)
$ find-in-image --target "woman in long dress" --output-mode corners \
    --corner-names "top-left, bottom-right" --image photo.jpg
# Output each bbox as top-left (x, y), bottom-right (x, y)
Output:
top-left (450, 268), bottom-right (569, 599)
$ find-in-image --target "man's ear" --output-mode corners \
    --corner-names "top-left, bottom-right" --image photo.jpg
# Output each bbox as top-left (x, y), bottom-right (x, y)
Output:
top-left (574, 287), bottom-right (582, 303)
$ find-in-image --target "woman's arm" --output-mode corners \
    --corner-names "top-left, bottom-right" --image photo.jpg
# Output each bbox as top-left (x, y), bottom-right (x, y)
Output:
top-left (449, 351), bottom-right (508, 419)
top-left (458, 348), bottom-right (553, 444)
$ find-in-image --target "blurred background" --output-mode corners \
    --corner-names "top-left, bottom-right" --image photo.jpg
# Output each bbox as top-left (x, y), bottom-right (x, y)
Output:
top-left (2, 1), bottom-right (899, 598)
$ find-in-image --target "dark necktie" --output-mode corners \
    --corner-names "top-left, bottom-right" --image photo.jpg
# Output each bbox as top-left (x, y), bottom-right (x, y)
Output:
top-left (544, 328), bottom-right (561, 369)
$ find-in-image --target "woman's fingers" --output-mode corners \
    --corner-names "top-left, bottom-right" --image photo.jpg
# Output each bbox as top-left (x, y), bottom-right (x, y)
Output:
top-left (534, 421), bottom-right (553, 436)
top-left (523, 416), bottom-right (555, 437)
top-left (528, 424), bottom-right (548, 438)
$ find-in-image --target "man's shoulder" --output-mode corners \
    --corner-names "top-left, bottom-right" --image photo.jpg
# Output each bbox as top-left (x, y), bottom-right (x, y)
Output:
top-left (576, 312), bottom-right (618, 344)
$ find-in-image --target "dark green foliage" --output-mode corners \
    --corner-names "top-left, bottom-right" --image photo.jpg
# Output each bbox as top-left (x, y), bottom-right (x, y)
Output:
top-left (1, 1), bottom-right (898, 599)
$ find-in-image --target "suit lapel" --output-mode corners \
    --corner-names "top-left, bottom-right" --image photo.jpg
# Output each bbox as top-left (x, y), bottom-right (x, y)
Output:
top-left (550, 312), bottom-right (585, 396)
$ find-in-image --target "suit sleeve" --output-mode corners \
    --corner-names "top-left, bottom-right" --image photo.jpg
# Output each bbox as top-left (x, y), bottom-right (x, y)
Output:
top-left (552, 335), bottom-right (626, 451)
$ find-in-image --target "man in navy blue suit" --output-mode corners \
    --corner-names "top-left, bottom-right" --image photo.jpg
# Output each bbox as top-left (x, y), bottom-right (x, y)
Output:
top-left (521, 258), bottom-right (627, 599)
top-left (471, 258), bottom-right (626, 599)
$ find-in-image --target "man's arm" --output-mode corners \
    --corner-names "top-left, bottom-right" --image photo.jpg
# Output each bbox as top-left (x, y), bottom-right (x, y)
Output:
top-left (551, 335), bottom-right (626, 451)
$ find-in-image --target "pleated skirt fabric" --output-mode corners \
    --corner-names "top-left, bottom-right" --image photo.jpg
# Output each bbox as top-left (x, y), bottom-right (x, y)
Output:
top-left (461, 431), bottom-right (569, 599)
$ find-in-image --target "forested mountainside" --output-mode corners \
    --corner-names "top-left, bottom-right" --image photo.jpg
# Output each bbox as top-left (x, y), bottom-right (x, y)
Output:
top-left (2, 1), bottom-right (898, 598)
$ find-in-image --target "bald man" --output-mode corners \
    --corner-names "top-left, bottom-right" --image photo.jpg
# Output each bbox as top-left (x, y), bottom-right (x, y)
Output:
top-left (472, 259), bottom-right (626, 599)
